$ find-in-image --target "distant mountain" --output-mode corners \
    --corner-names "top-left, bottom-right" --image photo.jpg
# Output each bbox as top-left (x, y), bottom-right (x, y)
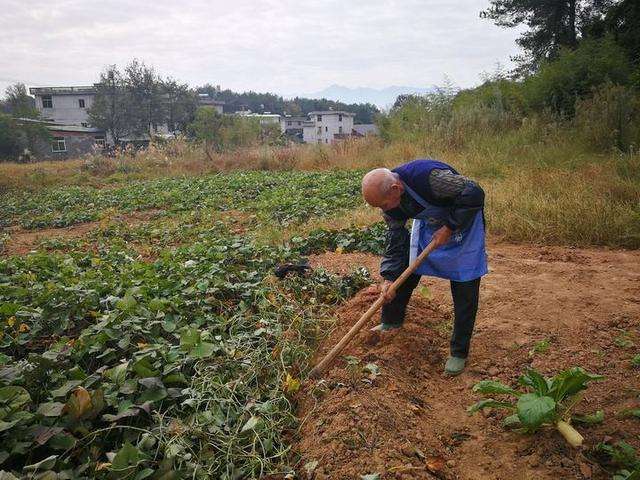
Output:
top-left (300, 84), bottom-right (438, 109)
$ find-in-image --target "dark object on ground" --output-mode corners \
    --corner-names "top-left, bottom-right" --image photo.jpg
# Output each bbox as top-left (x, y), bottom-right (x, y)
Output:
top-left (274, 260), bottom-right (311, 279)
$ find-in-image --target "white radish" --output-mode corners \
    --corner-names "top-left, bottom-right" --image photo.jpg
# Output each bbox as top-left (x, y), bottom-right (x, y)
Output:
top-left (556, 420), bottom-right (584, 447)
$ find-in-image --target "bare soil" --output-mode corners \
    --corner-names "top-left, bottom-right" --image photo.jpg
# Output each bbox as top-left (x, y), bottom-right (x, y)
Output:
top-left (0, 209), bottom-right (167, 256)
top-left (297, 241), bottom-right (640, 480)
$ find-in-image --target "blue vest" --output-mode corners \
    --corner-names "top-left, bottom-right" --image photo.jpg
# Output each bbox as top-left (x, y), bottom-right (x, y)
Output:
top-left (395, 159), bottom-right (488, 282)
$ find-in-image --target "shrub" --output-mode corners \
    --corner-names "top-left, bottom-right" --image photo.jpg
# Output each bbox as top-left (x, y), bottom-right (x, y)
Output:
top-left (522, 36), bottom-right (632, 116)
top-left (574, 83), bottom-right (640, 152)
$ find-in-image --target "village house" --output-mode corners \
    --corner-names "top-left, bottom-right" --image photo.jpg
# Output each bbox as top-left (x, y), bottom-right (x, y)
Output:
top-left (29, 86), bottom-right (96, 127)
top-left (16, 117), bottom-right (105, 161)
top-left (26, 85), bottom-right (375, 158)
top-left (303, 111), bottom-right (355, 144)
top-left (27, 86), bottom-right (225, 158)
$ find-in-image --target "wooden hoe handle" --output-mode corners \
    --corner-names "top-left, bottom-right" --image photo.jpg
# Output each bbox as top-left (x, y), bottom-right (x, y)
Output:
top-left (308, 240), bottom-right (437, 378)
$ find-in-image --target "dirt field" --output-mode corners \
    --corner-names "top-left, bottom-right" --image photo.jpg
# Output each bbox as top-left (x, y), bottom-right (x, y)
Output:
top-left (298, 242), bottom-right (640, 480)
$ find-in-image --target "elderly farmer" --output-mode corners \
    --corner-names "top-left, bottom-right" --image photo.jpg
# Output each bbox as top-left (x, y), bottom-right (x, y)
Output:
top-left (362, 159), bottom-right (488, 376)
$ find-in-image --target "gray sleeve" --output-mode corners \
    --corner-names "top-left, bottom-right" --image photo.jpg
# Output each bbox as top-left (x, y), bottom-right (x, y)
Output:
top-left (428, 169), bottom-right (485, 231)
top-left (428, 169), bottom-right (469, 199)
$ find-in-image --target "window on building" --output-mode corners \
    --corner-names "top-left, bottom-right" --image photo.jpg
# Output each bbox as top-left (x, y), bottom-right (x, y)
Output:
top-left (42, 95), bottom-right (53, 108)
top-left (78, 99), bottom-right (85, 108)
top-left (94, 136), bottom-right (106, 148)
top-left (325, 139), bottom-right (328, 143)
top-left (317, 115), bottom-right (322, 121)
top-left (339, 114), bottom-right (342, 122)
top-left (297, 121), bottom-right (301, 126)
top-left (339, 126), bottom-right (343, 134)
top-left (317, 126), bottom-right (322, 134)
top-left (287, 121), bottom-right (292, 126)
top-left (81, 122), bottom-right (88, 127)
top-left (51, 137), bottom-right (66, 152)
top-left (325, 126), bottom-right (328, 132)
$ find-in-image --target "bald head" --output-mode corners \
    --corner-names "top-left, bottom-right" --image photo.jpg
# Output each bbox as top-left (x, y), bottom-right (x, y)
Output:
top-left (362, 168), bottom-right (404, 210)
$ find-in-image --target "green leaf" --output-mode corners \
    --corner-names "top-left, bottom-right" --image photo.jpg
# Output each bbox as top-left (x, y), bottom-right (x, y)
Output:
top-left (47, 433), bottom-right (77, 450)
top-left (162, 372), bottom-right (188, 386)
top-left (148, 298), bottom-right (166, 312)
top-left (111, 442), bottom-right (141, 475)
top-left (37, 402), bottom-right (65, 417)
top-left (23, 455), bottom-right (58, 471)
top-left (135, 468), bottom-right (155, 480)
top-left (517, 393), bottom-right (556, 429)
top-left (467, 398), bottom-right (515, 414)
top-left (137, 378), bottom-right (168, 403)
top-left (190, 341), bottom-right (216, 358)
top-left (50, 380), bottom-right (82, 398)
top-left (116, 294), bottom-right (137, 312)
top-left (0, 420), bottom-right (19, 432)
top-left (572, 410), bottom-right (605, 424)
top-left (472, 380), bottom-right (519, 396)
top-left (548, 367), bottom-right (603, 402)
top-left (503, 413), bottom-right (522, 427)
top-left (180, 328), bottom-right (201, 350)
top-left (618, 408), bottom-right (640, 419)
top-left (0, 386), bottom-right (31, 420)
top-left (518, 369), bottom-right (550, 396)
top-left (106, 362), bottom-right (129, 386)
top-left (132, 357), bottom-right (159, 378)
top-left (162, 320), bottom-right (176, 333)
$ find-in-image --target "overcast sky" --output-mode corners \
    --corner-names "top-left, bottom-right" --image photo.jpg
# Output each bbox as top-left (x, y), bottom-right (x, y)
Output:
top-left (0, 0), bottom-right (522, 98)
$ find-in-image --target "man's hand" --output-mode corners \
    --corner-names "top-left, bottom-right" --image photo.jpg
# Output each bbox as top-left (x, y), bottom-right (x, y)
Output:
top-left (431, 225), bottom-right (453, 248)
top-left (380, 280), bottom-right (395, 303)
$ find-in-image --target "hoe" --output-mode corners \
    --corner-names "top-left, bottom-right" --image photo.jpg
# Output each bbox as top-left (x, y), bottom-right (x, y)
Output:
top-left (309, 240), bottom-right (437, 378)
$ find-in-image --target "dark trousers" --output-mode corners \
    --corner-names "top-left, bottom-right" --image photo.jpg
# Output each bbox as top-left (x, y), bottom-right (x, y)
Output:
top-left (381, 274), bottom-right (481, 358)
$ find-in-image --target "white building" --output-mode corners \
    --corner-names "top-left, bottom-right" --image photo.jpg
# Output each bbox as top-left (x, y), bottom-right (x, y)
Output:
top-left (235, 111), bottom-right (284, 131)
top-left (303, 111), bottom-right (355, 144)
top-left (30, 86), bottom-right (96, 127)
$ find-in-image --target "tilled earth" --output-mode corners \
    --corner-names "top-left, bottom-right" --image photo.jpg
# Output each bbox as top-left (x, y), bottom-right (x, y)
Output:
top-left (295, 241), bottom-right (640, 480)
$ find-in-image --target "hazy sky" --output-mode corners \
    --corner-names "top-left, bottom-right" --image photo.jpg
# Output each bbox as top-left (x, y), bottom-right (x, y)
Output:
top-left (0, 0), bottom-right (522, 97)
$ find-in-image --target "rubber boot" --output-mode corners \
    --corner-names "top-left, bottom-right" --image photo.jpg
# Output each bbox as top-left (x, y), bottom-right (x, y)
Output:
top-left (444, 356), bottom-right (466, 376)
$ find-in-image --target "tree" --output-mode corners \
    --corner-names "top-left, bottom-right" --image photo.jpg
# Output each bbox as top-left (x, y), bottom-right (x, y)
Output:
top-left (88, 66), bottom-right (131, 144)
top-left (1, 84), bottom-right (38, 118)
top-left (522, 36), bottom-right (631, 114)
top-left (124, 60), bottom-right (166, 135)
top-left (163, 78), bottom-right (198, 133)
top-left (196, 85), bottom-right (380, 123)
top-left (0, 113), bottom-right (50, 162)
top-left (481, 0), bottom-right (614, 73)
top-left (604, 0), bottom-right (640, 64)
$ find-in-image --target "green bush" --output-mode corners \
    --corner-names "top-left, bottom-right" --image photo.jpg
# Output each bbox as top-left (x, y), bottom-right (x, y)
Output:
top-left (522, 36), bottom-right (632, 116)
top-left (188, 107), bottom-right (262, 153)
top-left (574, 83), bottom-right (640, 152)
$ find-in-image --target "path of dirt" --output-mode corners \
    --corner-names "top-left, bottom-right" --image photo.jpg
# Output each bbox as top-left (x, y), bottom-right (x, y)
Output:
top-left (0, 209), bottom-right (166, 256)
top-left (298, 242), bottom-right (640, 480)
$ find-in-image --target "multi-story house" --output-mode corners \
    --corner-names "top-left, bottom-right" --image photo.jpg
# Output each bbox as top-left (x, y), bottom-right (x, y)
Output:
top-left (30, 86), bottom-right (96, 127)
top-left (280, 111), bottom-right (356, 144)
top-left (303, 111), bottom-right (355, 144)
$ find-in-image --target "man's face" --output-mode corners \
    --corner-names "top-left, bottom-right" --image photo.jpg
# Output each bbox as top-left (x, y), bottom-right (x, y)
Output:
top-left (369, 183), bottom-right (403, 211)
